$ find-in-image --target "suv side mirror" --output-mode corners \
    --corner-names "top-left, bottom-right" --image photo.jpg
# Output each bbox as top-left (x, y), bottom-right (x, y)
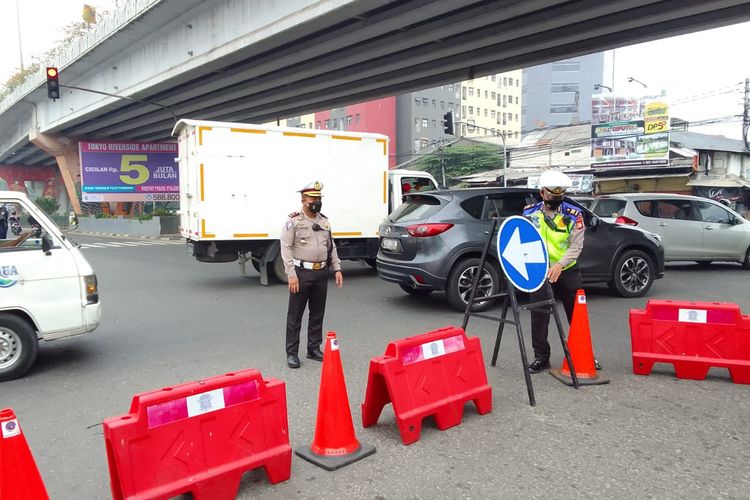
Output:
top-left (42, 234), bottom-right (53, 255)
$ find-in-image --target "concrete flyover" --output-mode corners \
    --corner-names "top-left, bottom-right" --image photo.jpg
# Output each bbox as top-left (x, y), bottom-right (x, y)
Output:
top-left (2, 0), bottom-right (750, 172)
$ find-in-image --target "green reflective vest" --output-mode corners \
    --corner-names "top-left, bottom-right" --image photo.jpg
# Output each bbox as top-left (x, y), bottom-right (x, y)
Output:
top-left (528, 209), bottom-right (576, 270)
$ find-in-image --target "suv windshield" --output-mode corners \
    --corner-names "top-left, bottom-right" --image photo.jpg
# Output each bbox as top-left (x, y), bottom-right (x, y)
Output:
top-left (389, 195), bottom-right (443, 223)
top-left (593, 199), bottom-right (627, 218)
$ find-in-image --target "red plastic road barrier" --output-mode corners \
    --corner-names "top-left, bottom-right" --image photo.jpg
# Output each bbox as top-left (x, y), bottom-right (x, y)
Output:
top-left (0, 408), bottom-right (49, 500)
top-left (103, 369), bottom-right (291, 500)
top-left (630, 300), bottom-right (750, 384)
top-left (361, 326), bottom-right (492, 445)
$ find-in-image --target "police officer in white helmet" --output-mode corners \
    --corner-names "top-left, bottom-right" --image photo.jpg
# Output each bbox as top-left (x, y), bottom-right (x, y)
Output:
top-left (523, 170), bottom-right (586, 374)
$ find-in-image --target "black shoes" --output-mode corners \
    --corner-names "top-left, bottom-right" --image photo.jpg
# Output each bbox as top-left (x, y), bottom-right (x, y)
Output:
top-left (306, 348), bottom-right (324, 361)
top-left (528, 359), bottom-right (551, 374)
top-left (287, 354), bottom-right (301, 369)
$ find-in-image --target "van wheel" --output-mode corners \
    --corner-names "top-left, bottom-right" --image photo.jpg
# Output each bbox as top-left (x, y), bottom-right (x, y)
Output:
top-left (0, 314), bottom-right (38, 382)
top-left (608, 249), bottom-right (654, 298)
top-left (446, 258), bottom-right (499, 312)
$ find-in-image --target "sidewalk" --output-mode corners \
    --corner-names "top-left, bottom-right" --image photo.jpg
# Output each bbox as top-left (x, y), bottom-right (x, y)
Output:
top-left (67, 228), bottom-right (182, 241)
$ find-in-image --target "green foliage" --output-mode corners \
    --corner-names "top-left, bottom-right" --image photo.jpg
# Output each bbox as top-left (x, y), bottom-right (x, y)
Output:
top-left (34, 196), bottom-right (60, 215)
top-left (1, 11), bottom-right (109, 99)
top-left (152, 208), bottom-right (176, 217)
top-left (94, 212), bottom-right (111, 219)
top-left (136, 213), bottom-right (154, 221)
top-left (413, 144), bottom-right (504, 186)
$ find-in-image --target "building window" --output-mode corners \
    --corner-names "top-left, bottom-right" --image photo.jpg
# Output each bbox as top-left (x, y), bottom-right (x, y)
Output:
top-left (421, 139), bottom-right (430, 149)
top-left (415, 97), bottom-right (421, 106)
top-left (324, 119), bottom-right (330, 129)
top-left (432, 99), bottom-right (437, 108)
top-left (447, 83), bottom-right (453, 91)
top-left (470, 87), bottom-right (475, 96)
top-left (491, 75), bottom-right (496, 82)
top-left (515, 113), bottom-right (519, 121)
top-left (503, 77), bottom-right (507, 86)
top-left (550, 104), bottom-right (579, 113)
top-left (508, 113), bottom-right (512, 122)
top-left (299, 123), bottom-right (306, 128)
top-left (502, 112), bottom-right (507, 124)
top-left (477, 107), bottom-right (481, 115)
top-left (462, 124), bottom-right (467, 135)
top-left (503, 95), bottom-right (507, 107)
top-left (432, 119), bottom-right (437, 128)
top-left (491, 110), bottom-right (496, 118)
top-left (346, 115), bottom-right (352, 125)
top-left (484, 109), bottom-right (488, 117)
top-left (551, 83), bottom-right (579, 93)
top-left (309, 122), bottom-right (313, 129)
top-left (440, 100), bottom-right (445, 109)
top-left (422, 97), bottom-right (429, 106)
top-left (468, 106), bottom-right (474, 115)
top-left (515, 96), bottom-right (519, 105)
top-left (491, 92), bottom-right (496, 100)
top-left (551, 61), bottom-right (581, 71)
top-left (449, 102), bottom-right (454, 110)
top-left (422, 118), bottom-right (428, 127)
top-left (462, 105), bottom-right (466, 115)
top-left (316, 121), bottom-right (321, 129)
top-left (484, 90), bottom-right (488, 99)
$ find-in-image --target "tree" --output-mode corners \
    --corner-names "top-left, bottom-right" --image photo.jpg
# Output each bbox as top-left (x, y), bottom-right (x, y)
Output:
top-left (413, 143), bottom-right (504, 186)
top-left (34, 196), bottom-right (60, 216)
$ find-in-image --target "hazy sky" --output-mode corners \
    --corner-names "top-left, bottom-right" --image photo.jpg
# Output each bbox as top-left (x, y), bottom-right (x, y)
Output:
top-left (1, 1), bottom-right (747, 139)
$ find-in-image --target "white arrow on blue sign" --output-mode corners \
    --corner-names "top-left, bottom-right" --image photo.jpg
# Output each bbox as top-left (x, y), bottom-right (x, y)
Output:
top-left (497, 216), bottom-right (549, 293)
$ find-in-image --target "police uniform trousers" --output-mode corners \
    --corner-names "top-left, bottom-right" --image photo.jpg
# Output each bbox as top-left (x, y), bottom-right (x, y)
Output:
top-left (285, 267), bottom-right (328, 356)
top-left (529, 264), bottom-right (583, 362)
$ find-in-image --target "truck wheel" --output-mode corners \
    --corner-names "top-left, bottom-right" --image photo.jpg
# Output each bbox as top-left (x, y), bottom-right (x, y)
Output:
top-left (608, 249), bottom-right (654, 298)
top-left (273, 254), bottom-right (288, 284)
top-left (446, 258), bottom-right (499, 312)
top-left (0, 314), bottom-right (38, 382)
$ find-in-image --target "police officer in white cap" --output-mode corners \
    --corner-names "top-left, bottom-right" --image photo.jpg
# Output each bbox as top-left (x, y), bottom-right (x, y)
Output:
top-left (523, 170), bottom-right (585, 374)
top-left (280, 181), bottom-right (343, 368)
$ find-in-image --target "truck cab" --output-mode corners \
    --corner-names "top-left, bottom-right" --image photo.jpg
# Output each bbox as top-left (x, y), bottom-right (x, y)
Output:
top-left (0, 192), bottom-right (101, 381)
top-left (388, 169), bottom-right (439, 213)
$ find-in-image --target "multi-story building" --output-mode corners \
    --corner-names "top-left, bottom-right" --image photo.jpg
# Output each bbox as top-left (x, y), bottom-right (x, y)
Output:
top-left (522, 51), bottom-right (614, 131)
top-left (273, 70), bottom-right (523, 166)
top-left (459, 70), bottom-right (522, 143)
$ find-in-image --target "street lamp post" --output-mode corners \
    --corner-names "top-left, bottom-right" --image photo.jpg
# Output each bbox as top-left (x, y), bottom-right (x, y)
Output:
top-left (594, 84), bottom-right (613, 92)
top-left (627, 77), bottom-right (648, 89)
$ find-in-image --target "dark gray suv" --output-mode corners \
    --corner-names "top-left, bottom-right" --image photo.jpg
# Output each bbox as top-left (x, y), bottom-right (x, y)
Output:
top-left (376, 188), bottom-right (665, 311)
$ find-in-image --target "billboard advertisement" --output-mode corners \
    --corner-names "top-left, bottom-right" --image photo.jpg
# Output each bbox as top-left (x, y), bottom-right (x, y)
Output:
top-left (527, 174), bottom-right (594, 193)
top-left (591, 96), bottom-right (669, 168)
top-left (79, 142), bottom-right (178, 202)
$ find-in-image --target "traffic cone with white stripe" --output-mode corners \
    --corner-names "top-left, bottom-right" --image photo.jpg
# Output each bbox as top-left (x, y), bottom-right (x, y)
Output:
top-left (295, 332), bottom-right (376, 471)
top-left (0, 408), bottom-right (49, 500)
top-left (550, 290), bottom-right (610, 386)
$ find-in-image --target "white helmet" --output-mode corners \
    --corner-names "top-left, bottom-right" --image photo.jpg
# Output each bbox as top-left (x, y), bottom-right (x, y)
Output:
top-left (538, 170), bottom-right (572, 199)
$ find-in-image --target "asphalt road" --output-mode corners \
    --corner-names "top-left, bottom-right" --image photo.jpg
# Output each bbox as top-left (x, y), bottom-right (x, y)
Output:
top-left (3, 233), bottom-right (749, 499)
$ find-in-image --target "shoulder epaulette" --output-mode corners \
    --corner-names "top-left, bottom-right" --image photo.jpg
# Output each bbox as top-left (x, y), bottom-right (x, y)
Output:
top-left (522, 202), bottom-right (542, 215)
top-left (288, 211), bottom-right (300, 218)
top-left (318, 212), bottom-right (328, 219)
top-left (562, 202), bottom-right (581, 216)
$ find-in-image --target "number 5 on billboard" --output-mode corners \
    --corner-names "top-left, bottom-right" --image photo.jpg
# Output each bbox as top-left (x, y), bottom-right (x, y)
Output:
top-left (119, 155), bottom-right (150, 185)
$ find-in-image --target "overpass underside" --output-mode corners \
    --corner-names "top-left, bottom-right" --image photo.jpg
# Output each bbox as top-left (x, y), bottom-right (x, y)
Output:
top-left (5, 0), bottom-right (750, 167)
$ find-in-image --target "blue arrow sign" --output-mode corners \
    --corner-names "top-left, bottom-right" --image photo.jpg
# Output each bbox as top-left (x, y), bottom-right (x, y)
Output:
top-left (497, 216), bottom-right (549, 293)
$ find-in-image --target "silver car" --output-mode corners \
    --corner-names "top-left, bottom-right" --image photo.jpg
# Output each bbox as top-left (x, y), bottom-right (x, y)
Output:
top-left (591, 193), bottom-right (750, 267)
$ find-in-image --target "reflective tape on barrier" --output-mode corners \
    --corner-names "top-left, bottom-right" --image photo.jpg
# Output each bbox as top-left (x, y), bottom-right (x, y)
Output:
top-left (146, 379), bottom-right (260, 428)
top-left (401, 334), bottom-right (465, 365)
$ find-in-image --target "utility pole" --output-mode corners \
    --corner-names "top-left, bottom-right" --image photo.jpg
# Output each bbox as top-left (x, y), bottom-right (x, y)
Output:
top-left (743, 78), bottom-right (749, 151)
top-left (15, 0), bottom-right (24, 71)
top-left (438, 139), bottom-right (446, 187)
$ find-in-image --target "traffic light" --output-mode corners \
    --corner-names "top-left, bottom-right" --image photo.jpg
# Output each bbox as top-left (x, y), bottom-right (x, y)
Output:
top-left (442, 111), bottom-right (454, 135)
top-left (46, 67), bottom-right (60, 100)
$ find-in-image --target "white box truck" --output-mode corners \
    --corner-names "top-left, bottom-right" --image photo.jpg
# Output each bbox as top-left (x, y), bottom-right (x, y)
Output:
top-left (172, 120), bottom-right (437, 284)
top-left (0, 192), bottom-right (101, 381)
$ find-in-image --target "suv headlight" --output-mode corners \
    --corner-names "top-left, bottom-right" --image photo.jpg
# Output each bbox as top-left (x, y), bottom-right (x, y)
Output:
top-left (83, 274), bottom-right (99, 304)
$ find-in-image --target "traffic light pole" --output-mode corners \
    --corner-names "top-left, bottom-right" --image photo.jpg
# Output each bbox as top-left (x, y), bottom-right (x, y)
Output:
top-left (58, 83), bottom-right (178, 123)
top-left (455, 121), bottom-right (508, 187)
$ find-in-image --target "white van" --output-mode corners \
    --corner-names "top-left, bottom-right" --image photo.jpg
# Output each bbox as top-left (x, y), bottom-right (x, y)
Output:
top-left (0, 191), bottom-right (101, 381)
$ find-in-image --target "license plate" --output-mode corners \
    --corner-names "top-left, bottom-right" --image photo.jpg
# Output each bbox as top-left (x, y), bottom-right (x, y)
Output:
top-left (381, 238), bottom-right (401, 252)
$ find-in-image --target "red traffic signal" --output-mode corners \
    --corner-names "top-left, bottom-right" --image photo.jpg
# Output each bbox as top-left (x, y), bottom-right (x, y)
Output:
top-left (46, 67), bottom-right (60, 100)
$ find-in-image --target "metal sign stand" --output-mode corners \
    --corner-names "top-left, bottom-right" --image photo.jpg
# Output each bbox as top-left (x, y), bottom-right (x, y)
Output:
top-left (461, 217), bottom-right (579, 407)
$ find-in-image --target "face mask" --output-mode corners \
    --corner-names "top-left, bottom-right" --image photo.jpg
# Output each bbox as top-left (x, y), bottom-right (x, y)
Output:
top-left (307, 200), bottom-right (322, 213)
top-left (544, 199), bottom-right (562, 210)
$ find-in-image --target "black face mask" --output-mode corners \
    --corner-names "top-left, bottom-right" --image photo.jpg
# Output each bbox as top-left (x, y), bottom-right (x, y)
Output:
top-left (307, 200), bottom-right (322, 213)
top-left (544, 199), bottom-right (562, 210)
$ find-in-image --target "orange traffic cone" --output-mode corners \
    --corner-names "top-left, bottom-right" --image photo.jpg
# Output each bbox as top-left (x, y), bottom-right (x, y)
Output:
top-left (295, 332), bottom-right (376, 471)
top-left (0, 408), bottom-right (49, 500)
top-left (550, 290), bottom-right (610, 386)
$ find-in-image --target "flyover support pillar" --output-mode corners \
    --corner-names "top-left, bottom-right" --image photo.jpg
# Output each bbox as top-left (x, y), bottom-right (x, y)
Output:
top-left (30, 131), bottom-right (82, 215)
